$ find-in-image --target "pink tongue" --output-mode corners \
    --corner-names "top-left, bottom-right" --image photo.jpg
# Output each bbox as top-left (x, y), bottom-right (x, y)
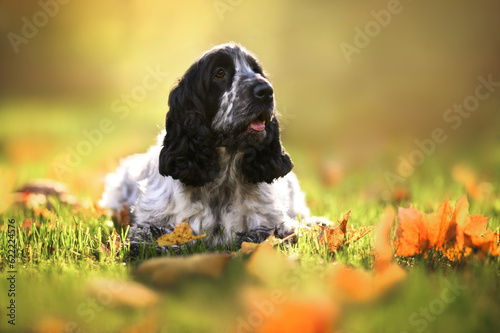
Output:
top-left (250, 120), bottom-right (266, 131)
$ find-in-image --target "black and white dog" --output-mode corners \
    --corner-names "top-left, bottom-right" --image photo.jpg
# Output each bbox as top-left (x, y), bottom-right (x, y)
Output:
top-left (100, 43), bottom-right (310, 247)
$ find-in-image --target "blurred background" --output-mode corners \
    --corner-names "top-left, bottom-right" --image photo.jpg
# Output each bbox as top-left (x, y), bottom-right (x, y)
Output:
top-left (0, 0), bottom-right (499, 205)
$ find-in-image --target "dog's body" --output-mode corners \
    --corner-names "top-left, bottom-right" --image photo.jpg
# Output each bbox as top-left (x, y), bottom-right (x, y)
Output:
top-left (100, 43), bottom-right (310, 246)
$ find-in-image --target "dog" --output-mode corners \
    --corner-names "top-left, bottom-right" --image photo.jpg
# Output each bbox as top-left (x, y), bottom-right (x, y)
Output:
top-left (100, 43), bottom-right (310, 248)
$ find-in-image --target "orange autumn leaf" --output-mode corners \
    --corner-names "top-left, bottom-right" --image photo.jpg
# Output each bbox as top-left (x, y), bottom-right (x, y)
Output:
top-left (238, 287), bottom-right (338, 333)
top-left (156, 221), bottom-right (206, 246)
top-left (394, 196), bottom-right (498, 259)
top-left (329, 207), bottom-right (406, 303)
top-left (318, 211), bottom-right (372, 252)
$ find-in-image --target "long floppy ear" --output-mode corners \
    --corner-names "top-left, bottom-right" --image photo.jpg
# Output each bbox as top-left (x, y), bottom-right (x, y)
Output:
top-left (158, 76), bottom-right (220, 187)
top-left (240, 117), bottom-right (293, 183)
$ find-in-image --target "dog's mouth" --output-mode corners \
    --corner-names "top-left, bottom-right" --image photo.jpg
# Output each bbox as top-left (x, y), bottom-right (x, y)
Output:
top-left (247, 112), bottom-right (270, 132)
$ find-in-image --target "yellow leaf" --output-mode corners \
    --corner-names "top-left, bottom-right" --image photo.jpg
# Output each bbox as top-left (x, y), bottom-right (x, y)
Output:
top-left (240, 233), bottom-right (283, 255)
top-left (156, 221), bottom-right (206, 246)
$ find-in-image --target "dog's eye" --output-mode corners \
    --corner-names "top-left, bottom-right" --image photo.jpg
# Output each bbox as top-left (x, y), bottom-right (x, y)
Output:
top-left (214, 68), bottom-right (226, 80)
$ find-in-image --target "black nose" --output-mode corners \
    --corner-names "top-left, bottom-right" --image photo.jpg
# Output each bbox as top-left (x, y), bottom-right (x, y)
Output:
top-left (253, 83), bottom-right (274, 102)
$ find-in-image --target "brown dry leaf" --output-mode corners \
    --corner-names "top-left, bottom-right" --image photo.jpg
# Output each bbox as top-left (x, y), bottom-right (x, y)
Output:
top-left (156, 221), bottom-right (206, 246)
top-left (318, 211), bottom-right (373, 252)
top-left (135, 253), bottom-right (230, 287)
top-left (87, 278), bottom-right (159, 308)
top-left (237, 287), bottom-right (338, 333)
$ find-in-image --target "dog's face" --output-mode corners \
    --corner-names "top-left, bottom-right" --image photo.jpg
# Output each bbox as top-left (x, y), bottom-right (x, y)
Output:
top-left (159, 43), bottom-right (292, 187)
top-left (209, 46), bottom-right (274, 143)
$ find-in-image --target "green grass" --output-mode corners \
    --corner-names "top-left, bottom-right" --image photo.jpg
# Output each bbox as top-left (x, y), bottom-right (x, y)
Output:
top-left (1, 172), bottom-right (499, 332)
top-left (1, 102), bottom-right (500, 332)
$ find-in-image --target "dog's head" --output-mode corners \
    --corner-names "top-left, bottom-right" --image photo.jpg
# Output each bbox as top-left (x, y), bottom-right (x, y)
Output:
top-left (159, 43), bottom-right (292, 187)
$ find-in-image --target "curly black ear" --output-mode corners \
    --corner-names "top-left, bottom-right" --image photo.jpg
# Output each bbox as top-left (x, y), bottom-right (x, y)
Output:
top-left (240, 118), bottom-right (293, 183)
top-left (158, 76), bottom-right (220, 187)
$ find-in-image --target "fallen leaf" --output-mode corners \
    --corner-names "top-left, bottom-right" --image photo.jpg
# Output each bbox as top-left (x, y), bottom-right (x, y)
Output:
top-left (394, 196), bottom-right (498, 259)
top-left (156, 221), bottom-right (206, 246)
top-left (135, 253), bottom-right (230, 287)
top-left (328, 207), bottom-right (406, 303)
top-left (240, 233), bottom-right (285, 255)
top-left (238, 287), bottom-right (338, 333)
top-left (87, 278), bottom-right (159, 308)
top-left (318, 211), bottom-right (372, 252)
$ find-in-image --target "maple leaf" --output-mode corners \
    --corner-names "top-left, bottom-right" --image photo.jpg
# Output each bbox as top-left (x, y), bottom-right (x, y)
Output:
top-left (394, 196), bottom-right (498, 259)
top-left (318, 211), bottom-right (373, 252)
top-left (156, 221), bottom-right (206, 246)
top-left (135, 253), bottom-right (230, 287)
top-left (328, 207), bottom-right (406, 303)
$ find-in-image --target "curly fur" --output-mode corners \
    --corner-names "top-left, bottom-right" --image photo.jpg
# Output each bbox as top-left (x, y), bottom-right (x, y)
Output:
top-left (100, 43), bottom-right (310, 247)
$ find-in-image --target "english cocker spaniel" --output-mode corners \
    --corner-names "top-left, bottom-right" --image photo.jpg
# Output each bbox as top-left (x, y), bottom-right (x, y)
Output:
top-left (100, 43), bottom-right (310, 247)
